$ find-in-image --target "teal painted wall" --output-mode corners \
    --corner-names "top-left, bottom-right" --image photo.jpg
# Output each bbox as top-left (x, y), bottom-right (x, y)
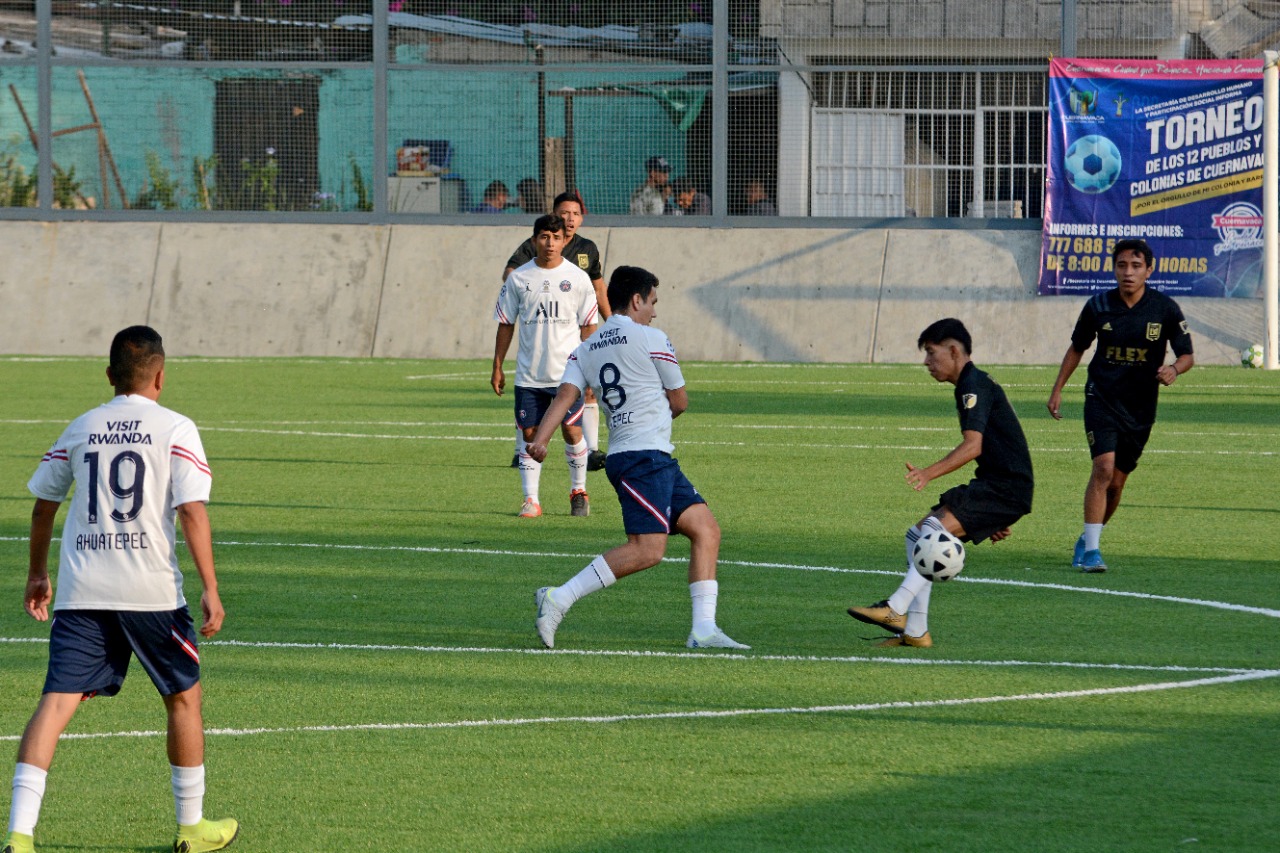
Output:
top-left (0, 63), bottom-right (686, 213)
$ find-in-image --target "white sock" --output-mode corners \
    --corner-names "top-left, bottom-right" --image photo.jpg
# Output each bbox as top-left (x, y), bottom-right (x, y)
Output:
top-left (565, 439), bottom-right (588, 491)
top-left (582, 403), bottom-right (600, 452)
top-left (518, 441), bottom-right (542, 502)
top-left (889, 565), bottom-right (931, 616)
top-left (171, 764), bottom-right (205, 827)
top-left (514, 427), bottom-right (523, 454)
top-left (1083, 523), bottom-right (1104, 552)
top-left (904, 581), bottom-right (932, 637)
top-left (9, 762), bottom-right (48, 836)
top-left (690, 580), bottom-right (719, 637)
top-left (554, 555), bottom-right (616, 609)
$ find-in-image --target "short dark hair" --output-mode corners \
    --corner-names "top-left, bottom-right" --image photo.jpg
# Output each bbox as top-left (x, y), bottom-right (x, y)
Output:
top-left (672, 176), bottom-right (697, 194)
top-left (482, 180), bottom-right (509, 202)
top-left (109, 325), bottom-right (165, 391)
top-left (552, 189), bottom-right (587, 214)
top-left (532, 213), bottom-right (566, 238)
top-left (1112, 238), bottom-right (1153, 267)
top-left (917, 318), bottom-right (972, 355)
top-left (607, 266), bottom-right (659, 313)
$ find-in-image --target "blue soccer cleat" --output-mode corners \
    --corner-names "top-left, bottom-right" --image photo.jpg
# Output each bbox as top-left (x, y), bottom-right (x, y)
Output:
top-left (1072, 535), bottom-right (1086, 569)
top-left (1079, 549), bottom-right (1108, 573)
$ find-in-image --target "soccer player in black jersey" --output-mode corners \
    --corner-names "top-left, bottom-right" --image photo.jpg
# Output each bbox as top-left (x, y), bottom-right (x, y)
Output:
top-left (849, 319), bottom-right (1034, 648)
top-left (503, 190), bottom-right (609, 471)
top-left (1047, 238), bottom-right (1194, 573)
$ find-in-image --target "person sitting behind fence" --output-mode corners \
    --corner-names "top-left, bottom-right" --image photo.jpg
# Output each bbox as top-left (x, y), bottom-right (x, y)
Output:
top-left (514, 178), bottom-right (545, 214)
top-left (744, 178), bottom-right (776, 216)
top-left (472, 180), bottom-right (510, 214)
top-left (630, 156), bottom-right (671, 216)
top-left (669, 176), bottom-right (710, 216)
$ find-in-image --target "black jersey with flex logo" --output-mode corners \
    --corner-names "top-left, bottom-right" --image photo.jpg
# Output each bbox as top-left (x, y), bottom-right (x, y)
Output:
top-left (1071, 287), bottom-right (1193, 428)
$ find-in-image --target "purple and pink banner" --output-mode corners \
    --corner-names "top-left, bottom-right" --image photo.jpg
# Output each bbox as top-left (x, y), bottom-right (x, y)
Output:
top-left (1040, 58), bottom-right (1265, 298)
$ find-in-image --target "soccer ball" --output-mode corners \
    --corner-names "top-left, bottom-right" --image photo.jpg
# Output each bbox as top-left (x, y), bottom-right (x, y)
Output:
top-left (1063, 134), bottom-right (1122, 194)
top-left (912, 529), bottom-right (966, 582)
top-left (1241, 344), bottom-right (1264, 369)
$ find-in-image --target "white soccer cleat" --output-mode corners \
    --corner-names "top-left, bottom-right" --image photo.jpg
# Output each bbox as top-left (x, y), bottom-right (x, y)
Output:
top-left (686, 627), bottom-right (750, 650)
top-left (535, 587), bottom-right (566, 648)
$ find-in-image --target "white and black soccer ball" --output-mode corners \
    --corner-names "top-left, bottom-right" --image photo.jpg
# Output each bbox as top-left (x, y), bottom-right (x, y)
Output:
top-left (912, 529), bottom-right (966, 582)
top-left (1241, 344), bottom-right (1264, 369)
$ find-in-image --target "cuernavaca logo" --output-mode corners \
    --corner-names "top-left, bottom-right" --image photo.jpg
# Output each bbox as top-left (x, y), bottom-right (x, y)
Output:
top-left (1211, 201), bottom-right (1264, 256)
top-left (1069, 87), bottom-right (1097, 116)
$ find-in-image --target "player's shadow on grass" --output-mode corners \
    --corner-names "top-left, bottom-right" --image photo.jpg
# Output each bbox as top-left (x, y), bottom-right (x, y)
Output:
top-left (535, 707), bottom-right (1279, 852)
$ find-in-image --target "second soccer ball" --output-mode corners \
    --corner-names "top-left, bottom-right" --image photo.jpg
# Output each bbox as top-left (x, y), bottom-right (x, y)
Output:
top-left (1241, 344), bottom-right (1264, 369)
top-left (912, 529), bottom-right (966, 582)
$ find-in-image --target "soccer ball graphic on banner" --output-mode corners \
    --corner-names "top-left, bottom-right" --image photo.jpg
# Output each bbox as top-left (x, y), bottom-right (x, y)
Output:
top-left (1241, 344), bottom-right (1264, 369)
top-left (1063, 134), bottom-right (1122, 194)
top-left (912, 529), bottom-right (966, 582)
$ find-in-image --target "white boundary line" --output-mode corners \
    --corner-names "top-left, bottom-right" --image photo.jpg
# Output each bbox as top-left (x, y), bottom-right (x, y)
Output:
top-left (1, 669), bottom-right (1274, 744)
top-left (3, 636), bottom-right (1260, 675)
top-left (2, 538), bottom-right (1278, 740)
top-left (2, 535), bottom-right (1278, 620)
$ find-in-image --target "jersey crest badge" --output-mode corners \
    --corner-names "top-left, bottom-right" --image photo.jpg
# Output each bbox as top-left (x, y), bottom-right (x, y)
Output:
top-left (576, 253), bottom-right (589, 270)
top-left (1179, 320), bottom-right (1188, 334)
top-left (1146, 322), bottom-right (1161, 341)
top-left (1101, 322), bottom-right (1112, 331)
top-left (560, 279), bottom-right (572, 292)
top-left (962, 394), bottom-right (977, 409)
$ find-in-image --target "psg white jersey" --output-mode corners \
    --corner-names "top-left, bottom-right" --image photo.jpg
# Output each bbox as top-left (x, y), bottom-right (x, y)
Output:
top-left (495, 257), bottom-right (598, 388)
top-left (27, 395), bottom-right (212, 611)
top-left (561, 314), bottom-right (685, 455)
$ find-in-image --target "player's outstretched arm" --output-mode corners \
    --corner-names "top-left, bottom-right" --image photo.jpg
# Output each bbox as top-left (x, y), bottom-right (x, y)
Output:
top-left (666, 386), bottom-right (689, 419)
top-left (1047, 346), bottom-right (1084, 420)
top-left (591, 278), bottom-right (610, 319)
top-left (177, 501), bottom-right (225, 638)
top-left (24, 499), bottom-right (59, 621)
top-left (526, 383), bottom-right (583, 463)
top-left (904, 430), bottom-right (983, 492)
top-left (492, 324), bottom-right (515, 396)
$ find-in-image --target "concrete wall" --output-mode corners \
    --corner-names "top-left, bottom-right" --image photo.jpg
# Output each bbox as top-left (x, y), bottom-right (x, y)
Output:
top-left (0, 221), bottom-right (1263, 365)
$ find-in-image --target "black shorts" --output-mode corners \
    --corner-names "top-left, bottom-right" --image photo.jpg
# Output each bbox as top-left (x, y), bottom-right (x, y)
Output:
top-left (44, 608), bottom-right (202, 698)
top-left (1084, 398), bottom-right (1151, 474)
top-left (934, 479), bottom-right (1031, 544)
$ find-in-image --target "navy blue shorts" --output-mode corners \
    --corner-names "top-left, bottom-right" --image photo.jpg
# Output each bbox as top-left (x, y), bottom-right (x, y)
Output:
top-left (606, 450), bottom-right (706, 535)
top-left (514, 386), bottom-right (585, 431)
top-left (43, 608), bottom-right (202, 698)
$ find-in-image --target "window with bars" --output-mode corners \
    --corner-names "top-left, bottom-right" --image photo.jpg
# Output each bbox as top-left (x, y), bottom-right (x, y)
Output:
top-left (811, 66), bottom-right (1047, 218)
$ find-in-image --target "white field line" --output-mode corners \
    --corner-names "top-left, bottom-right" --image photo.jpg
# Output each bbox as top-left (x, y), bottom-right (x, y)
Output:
top-left (0, 533), bottom-right (1275, 740)
top-left (38, 424), bottom-right (1277, 457)
top-left (5, 417), bottom-right (1276, 446)
top-left (1, 535), bottom-right (1277, 620)
top-left (0, 636), bottom-right (1261, 676)
top-left (0, 669), bottom-right (1274, 744)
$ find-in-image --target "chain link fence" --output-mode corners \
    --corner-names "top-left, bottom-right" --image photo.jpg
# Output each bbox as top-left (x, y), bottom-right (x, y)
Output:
top-left (0, 1), bottom-right (1273, 219)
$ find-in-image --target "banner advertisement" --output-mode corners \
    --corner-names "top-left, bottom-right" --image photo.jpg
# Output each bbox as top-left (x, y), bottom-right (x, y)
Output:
top-left (1040, 58), bottom-right (1265, 298)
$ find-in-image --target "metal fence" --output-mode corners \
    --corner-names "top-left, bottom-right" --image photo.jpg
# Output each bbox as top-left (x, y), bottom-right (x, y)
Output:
top-left (0, 0), bottom-right (1272, 222)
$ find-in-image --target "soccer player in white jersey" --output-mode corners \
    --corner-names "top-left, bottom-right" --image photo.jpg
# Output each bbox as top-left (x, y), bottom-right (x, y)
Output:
top-left (525, 266), bottom-right (748, 650)
top-left (493, 213), bottom-right (599, 518)
top-left (5, 327), bottom-right (237, 853)
top-left (502, 190), bottom-right (609, 472)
